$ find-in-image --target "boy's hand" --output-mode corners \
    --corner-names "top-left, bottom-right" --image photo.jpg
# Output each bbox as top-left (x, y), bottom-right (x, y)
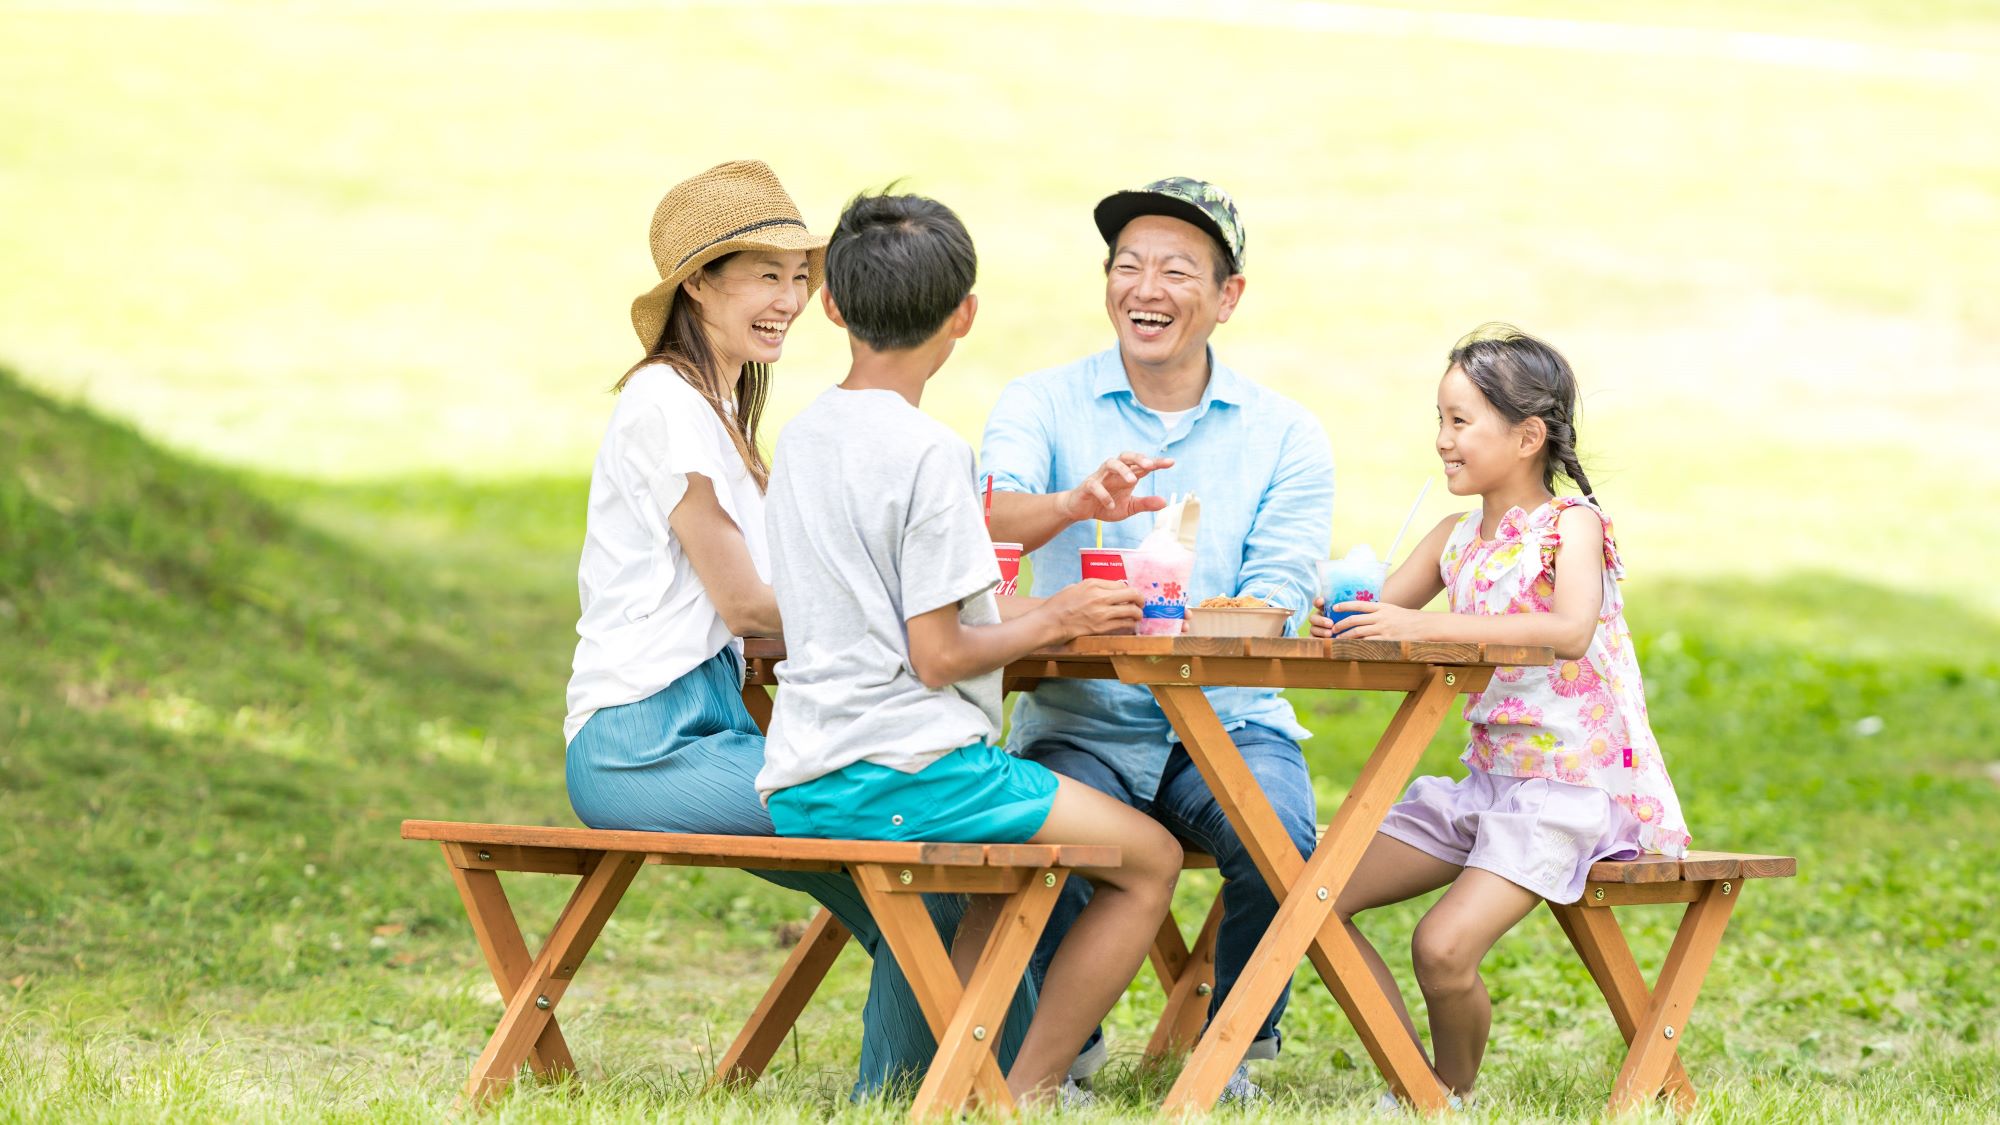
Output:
top-left (1044, 579), bottom-right (1143, 639)
top-left (1056, 453), bottom-right (1175, 524)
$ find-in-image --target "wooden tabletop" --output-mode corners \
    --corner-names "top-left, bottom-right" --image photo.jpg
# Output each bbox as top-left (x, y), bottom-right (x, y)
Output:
top-left (744, 635), bottom-right (1552, 668)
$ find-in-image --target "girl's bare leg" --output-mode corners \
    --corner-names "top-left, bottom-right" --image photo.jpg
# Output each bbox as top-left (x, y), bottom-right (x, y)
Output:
top-left (1409, 868), bottom-right (1541, 1095)
top-left (1333, 833), bottom-right (1462, 1047)
top-left (1006, 775), bottom-right (1182, 1102)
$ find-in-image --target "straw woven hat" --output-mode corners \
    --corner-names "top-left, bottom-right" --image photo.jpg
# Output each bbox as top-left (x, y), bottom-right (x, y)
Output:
top-left (629, 160), bottom-right (828, 350)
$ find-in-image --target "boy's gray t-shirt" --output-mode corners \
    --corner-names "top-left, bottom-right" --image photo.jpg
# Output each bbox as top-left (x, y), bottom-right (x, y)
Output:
top-left (756, 386), bottom-right (1004, 801)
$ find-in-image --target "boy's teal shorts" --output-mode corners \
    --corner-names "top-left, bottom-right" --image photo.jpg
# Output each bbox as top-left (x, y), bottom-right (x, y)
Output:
top-left (769, 741), bottom-right (1058, 844)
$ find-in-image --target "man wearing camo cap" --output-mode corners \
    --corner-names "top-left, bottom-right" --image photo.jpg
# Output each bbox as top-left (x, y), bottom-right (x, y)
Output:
top-left (981, 178), bottom-right (1334, 1098)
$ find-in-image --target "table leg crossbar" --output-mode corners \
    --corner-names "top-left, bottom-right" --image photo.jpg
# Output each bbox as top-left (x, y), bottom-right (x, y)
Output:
top-left (1147, 666), bottom-right (1465, 1113)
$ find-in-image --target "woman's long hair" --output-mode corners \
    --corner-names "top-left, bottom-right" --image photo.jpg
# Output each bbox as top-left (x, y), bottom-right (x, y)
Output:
top-left (614, 253), bottom-right (771, 490)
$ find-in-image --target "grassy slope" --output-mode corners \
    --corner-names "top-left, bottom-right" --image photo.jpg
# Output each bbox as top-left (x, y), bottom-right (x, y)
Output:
top-left (3, 370), bottom-right (1996, 1120)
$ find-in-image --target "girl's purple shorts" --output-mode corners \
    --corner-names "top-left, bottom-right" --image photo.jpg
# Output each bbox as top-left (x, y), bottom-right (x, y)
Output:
top-left (1376, 770), bottom-right (1643, 903)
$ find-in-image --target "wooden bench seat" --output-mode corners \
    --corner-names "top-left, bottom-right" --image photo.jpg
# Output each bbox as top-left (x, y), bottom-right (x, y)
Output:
top-left (404, 819), bottom-right (1117, 1117)
top-left (1107, 844), bottom-right (1796, 1110)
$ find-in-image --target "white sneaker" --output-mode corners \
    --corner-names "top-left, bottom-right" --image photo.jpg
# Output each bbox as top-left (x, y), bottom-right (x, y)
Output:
top-left (1059, 1077), bottom-right (1097, 1109)
top-left (1067, 1036), bottom-right (1109, 1084)
top-left (1220, 1063), bottom-right (1266, 1105)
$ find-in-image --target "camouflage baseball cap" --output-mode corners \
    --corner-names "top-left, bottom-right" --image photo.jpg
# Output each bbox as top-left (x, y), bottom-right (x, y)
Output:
top-left (1093, 176), bottom-right (1246, 275)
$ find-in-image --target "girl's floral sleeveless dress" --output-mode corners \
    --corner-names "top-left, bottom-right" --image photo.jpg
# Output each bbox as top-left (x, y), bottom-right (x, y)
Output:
top-left (1440, 497), bottom-right (1690, 856)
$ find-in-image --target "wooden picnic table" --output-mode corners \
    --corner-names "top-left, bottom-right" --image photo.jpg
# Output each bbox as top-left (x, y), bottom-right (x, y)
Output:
top-left (743, 632), bottom-right (1549, 1113)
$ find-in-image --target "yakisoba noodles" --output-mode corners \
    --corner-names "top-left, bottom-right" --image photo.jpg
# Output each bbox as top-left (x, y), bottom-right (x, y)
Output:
top-left (1197, 595), bottom-right (1273, 609)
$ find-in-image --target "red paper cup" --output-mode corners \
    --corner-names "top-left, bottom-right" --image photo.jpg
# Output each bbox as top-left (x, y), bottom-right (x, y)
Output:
top-left (992, 541), bottom-right (1023, 596)
top-left (1078, 547), bottom-right (1129, 583)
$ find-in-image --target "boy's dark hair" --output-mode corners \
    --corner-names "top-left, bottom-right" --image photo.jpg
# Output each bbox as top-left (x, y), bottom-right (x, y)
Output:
top-left (825, 190), bottom-right (977, 351)
top-left (1448, 323), bottom-right (1595, 500)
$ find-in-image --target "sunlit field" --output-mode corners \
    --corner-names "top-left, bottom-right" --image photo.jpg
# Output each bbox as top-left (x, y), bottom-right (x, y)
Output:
top-left (4, 0), bottom-right (1994, 606)
top-left (3, 2), bottom-right (1996, 1120)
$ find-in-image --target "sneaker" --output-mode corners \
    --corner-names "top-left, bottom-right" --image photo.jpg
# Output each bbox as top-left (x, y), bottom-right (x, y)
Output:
top-left (1059, 1077), bottom-right (1097, 1109)
top-left (1220, 1063), bottom-right (1266, 1105)
top-left (1242, 1034), bottom-right (1280, 1063)
top-left (1067, 1035), bottom-right (1109, 1084)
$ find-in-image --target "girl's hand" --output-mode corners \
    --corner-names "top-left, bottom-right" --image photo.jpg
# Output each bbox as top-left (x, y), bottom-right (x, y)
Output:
top-left (1307, 596), bottom-right (1337, 639)
top-left (1322, 601), bottom-right (1438, 641)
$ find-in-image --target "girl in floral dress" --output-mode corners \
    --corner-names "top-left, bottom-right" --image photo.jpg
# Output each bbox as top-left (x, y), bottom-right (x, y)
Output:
top-left (1306, 323), bottom-right (1688, 1102)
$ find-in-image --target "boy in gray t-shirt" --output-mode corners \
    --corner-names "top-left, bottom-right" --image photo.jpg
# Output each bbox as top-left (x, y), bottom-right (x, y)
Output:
top-left (756, 190), bottom-right (1184, 1106)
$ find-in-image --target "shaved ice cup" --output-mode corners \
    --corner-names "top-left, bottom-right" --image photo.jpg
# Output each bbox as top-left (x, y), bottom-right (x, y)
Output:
top-left (1127, 546), bottom-right (1194, 636)
top-left (1318, 547), bottom-right (1388, 634)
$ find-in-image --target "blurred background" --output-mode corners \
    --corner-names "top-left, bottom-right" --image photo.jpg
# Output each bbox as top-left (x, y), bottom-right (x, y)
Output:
top-left (4, 2), bottom-right (1996, 1119)
top-left (6, 0), bottom-right (1994, 598)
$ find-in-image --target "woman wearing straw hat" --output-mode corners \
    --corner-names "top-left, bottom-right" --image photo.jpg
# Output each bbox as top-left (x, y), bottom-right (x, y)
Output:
top-left (562, 160), bottom-right (1033, 1094)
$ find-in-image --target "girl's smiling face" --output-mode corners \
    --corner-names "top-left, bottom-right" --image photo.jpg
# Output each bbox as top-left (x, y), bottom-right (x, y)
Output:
top-left (1437, 363), bottom-right (1537, 496)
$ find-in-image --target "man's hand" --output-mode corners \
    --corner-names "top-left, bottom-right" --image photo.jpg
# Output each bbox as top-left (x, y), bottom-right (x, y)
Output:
top-left (1056, 453), bottom-right (1175, 524)
top-left (1042, 579), bottom-right (1144, 640)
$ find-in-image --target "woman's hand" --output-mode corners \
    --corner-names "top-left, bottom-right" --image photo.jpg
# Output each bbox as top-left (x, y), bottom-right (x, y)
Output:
top-left (1314, 598), bottom-right (1441, 642)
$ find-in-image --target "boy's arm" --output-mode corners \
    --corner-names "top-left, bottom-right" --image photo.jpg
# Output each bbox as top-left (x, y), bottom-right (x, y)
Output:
top-left (906, 581), bottom-right (1140, 690)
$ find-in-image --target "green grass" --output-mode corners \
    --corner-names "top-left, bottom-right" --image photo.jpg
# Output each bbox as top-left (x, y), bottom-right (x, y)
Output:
top-left (4, 368), bottom-right (1996, 1119)
top-left (3, 1), bottom-right (1998, 1118)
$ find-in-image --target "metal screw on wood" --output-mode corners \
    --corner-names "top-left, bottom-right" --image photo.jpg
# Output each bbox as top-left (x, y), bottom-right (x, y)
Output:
top-left (1316, 887), bottom-right (1329, 901)
top-left (1593, 888), bottom-right (1605, 901)
top-left (1179, 663), bottom-right (1192, 679)
top-left (1196, 983), bottom-right (1212, 996)
top-left (1044, 873), bottom-right (1057, 887)
top-left (477, 849), bottom-right (491, 861)
top-left (899, 869), bottom-right (913, 885)
top-left (1444, 672), bottom-right (1457, 686)
top-left (972, 1026), bottom-right (987, 1041)
top-left (1664, 1026), bottom-right (1676, 1039)
top-left (1722, 881), bottom-right (1733, 895)
top-left (535, 995), bottom-right (550, 1010)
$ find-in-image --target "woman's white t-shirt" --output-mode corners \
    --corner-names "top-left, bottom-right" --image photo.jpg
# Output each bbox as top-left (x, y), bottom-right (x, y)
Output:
top-left (564, 364), bottom-right (769, 744)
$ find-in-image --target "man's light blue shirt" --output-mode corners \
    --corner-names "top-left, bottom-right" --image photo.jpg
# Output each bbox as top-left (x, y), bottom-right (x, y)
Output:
top-left (980, 346), bottom-right (1335, 802)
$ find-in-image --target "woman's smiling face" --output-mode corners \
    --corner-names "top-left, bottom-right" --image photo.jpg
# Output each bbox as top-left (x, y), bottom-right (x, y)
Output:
top-left (687, 251), bottom-right (812, 371)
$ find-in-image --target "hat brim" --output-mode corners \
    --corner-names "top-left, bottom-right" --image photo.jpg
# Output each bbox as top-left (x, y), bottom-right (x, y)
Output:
top-left (1092, 191), bottom-right (1237, 275)
top-left (630, 225), bottom-right (829, 352)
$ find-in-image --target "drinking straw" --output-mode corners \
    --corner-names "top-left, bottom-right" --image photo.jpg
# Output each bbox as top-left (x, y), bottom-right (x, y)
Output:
top-left (983, 474), bottom-right (993, 527)
top-left (1385, 478), bottom-right (1432, 566)
top-left (1095, 519), bottom-right (1103, 549)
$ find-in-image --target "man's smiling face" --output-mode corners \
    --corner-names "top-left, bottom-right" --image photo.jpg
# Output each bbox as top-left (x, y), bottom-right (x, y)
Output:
top-left (1103, 214), bottom-right (1243, 374)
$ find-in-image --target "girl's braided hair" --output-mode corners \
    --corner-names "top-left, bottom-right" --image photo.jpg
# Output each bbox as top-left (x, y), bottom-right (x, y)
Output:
top-left (1448, 323), bottom-right (1594, 501)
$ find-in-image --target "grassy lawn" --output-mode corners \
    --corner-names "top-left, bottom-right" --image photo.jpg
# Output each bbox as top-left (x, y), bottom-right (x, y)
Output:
top-left (3, 1), bottom-right (1997, 1119)
top-left (4, 366), bottom-right (1996, 1119)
